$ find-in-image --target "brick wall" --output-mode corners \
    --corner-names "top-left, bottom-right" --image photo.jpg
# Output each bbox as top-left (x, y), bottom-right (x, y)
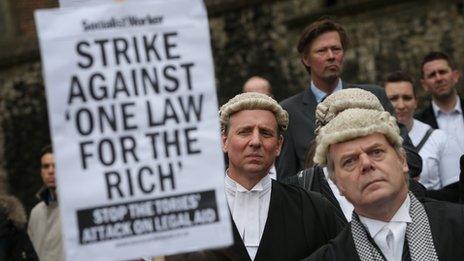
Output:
top-left (12, 0), bottom-right (58, 36)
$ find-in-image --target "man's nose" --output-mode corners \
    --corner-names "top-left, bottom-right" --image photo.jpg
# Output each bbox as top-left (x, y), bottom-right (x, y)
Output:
top-left (435, 73), bottom-right (445, 83)
top-left (327, 49), bottom-right (335, 59)
top-left (360, 153), bottom-right (374, 173)
top-left (249, 130), bottom-right (262, 147)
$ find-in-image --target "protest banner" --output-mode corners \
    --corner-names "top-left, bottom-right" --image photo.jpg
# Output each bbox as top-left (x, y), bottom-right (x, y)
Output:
top-left (34, 0), bottom-right (233, 260)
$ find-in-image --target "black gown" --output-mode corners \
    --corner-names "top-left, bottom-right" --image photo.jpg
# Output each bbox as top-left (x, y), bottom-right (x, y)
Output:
top-left (304, 198), bottom-right (464, 261)
top-left (169, 180), bottom-right (345, 261)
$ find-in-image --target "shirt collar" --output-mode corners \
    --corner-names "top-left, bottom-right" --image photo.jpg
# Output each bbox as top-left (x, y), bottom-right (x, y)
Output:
top-left (225, 171), bottom-right (272, 195)
top-left (359, 194), bottom-right (412, 238)
top-left (310, 79), bottom-right (343, 103)
top-left (431, 95), bottom-right (462, 116)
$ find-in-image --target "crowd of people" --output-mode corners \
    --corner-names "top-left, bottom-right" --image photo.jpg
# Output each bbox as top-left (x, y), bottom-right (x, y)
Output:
top-left (1, 16), bottom-right (463, 261)
top-left (212, 17), bottom-right (464, 261)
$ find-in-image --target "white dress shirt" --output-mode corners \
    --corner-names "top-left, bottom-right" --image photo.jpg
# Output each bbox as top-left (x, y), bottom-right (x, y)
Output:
top-left (225, 173), bottom-right (272, 260)
top-left (323, 167), bottom-right (354, 221)
top-left (359, 195), bottom-right (412, 261)
top-left (432, 97), bottom-right (464, 153)
top-left (409, 119), bottom-right (461, 189)
top-left (268, 164), bottom-right (277, 180)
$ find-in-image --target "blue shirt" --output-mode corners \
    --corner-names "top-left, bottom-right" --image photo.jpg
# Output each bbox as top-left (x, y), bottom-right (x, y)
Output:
top-left (310, 79), bottom-right (343, 103)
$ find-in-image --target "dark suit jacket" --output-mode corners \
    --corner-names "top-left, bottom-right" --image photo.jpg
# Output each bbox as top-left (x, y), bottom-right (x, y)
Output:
top-left (277, 82), bottom-right (421, 180)
top-left (415, 96), bottom-right (464, 129)
top-left (304, 198), bottom-right (464, 261)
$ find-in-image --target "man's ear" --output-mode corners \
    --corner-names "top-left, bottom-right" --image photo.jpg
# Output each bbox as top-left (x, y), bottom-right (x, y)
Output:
top-left (451, 69), bottom-right (461, 84)
top-left (221, 133), bottom-right (228, 153)
top-left (402, 160), bottom-right (409, 174)
top-left (301, 56), bottom-right (310, 68)
top-left (398, 150), bottom-right (409, 174)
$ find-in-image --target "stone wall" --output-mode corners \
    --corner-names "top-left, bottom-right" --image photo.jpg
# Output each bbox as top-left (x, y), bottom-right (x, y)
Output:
top-left (0, 62), bottom-right (50, 211)
top-left (337, 0), bottom-right (464, 107)
top-left (209, 0), bottom-right (464, 105)
top-left (209, 0), bottom-right (325, 104)
top-left (0, 0), bottom-right (463, 212)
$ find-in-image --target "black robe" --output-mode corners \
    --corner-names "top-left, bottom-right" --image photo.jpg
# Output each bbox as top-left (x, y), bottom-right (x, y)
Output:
top-left (303, 198), bottom-right (464, 261)
top-left (169, 180), bottom-right (345, 261)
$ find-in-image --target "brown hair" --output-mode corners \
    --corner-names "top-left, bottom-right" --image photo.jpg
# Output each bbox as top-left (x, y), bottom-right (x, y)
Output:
top-left (384, 70), bottom-right (416, 97)
top-left (297, 17), bottom-right (349, 56)
top-left (40, 144), bottom-right (53, 159)
top-left (420, 51), bottom-right (456, 78)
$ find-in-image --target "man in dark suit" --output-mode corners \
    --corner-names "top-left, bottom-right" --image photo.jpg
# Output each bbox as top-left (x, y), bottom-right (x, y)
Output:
top-left (416, 51), bottom-right (464, 155)
top-left (277, 17), bottom-right (421, 180)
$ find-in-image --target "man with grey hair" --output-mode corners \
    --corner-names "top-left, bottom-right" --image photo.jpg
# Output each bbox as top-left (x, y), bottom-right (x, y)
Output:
top-left (209, 92), bottom-right (343, 260)
top-left (305, 90), bottom-right (464, 261)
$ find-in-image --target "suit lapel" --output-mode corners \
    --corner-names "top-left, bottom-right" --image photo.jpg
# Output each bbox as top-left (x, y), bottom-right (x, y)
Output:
top-left (425, 105), bottom-right (439, 129)
top-left (302, 88), bottom-right (318, 130)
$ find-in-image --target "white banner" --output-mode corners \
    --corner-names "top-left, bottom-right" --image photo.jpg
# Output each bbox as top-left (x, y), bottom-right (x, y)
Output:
top-left (34, 0), bottom-right (232, 260)
top-left (59, 0), bottom-right (110, 8)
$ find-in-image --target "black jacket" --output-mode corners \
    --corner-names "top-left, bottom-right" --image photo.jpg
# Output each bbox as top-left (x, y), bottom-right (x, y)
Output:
top-left (304, 198), bottom-right (464, 261)
top-left (168, 181), bottom-right (345, 261)
top-left (0, 196), bottom-right (38, 261)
